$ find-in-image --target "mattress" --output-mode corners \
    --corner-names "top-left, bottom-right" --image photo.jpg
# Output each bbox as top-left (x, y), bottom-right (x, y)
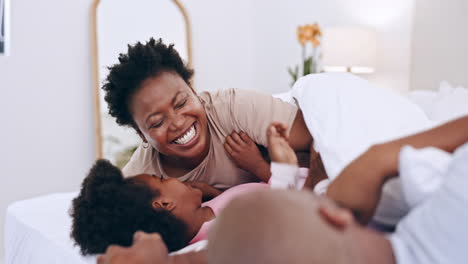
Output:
top-left (4, 192), bottom-right (206, 264)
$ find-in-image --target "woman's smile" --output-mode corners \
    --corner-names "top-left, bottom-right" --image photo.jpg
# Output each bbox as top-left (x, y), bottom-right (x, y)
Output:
top-left (172, 122), bottom-right (198, 146)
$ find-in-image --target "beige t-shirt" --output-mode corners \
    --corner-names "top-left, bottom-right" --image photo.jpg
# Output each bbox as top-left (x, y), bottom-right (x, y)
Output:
top-left (122, 88), bottom-right (298, 189)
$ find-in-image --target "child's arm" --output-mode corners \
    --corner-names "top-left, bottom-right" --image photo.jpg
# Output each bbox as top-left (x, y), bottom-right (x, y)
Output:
top-left (327, 115), bottom-right (468, 224)
top-left (224, 131), bottom-right (272, 182)
top-left (266, 123), bottom-right (305, 189)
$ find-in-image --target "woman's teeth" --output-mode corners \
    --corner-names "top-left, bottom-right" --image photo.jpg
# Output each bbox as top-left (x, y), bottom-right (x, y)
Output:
top-left (174, 125), bottom-right (196, 145)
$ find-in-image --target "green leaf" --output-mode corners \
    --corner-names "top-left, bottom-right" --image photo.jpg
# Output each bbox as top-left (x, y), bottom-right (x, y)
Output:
top-left (303, 57), bottom-right (313, 76)
top-left (287, 65), bottom-right (299, 87)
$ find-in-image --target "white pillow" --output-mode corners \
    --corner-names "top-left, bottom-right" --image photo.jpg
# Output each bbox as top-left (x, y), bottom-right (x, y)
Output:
top-left (272, 91), bottom-right (295, 104)
top-left (406, 90), bottom-right (437, 117)
top-left (428, 82), bottom-right (468, 123)
top-left (399, 146), bottom-right (452, 208)
top-left (291, 73), bottom-right (432, 180)
top-left (408, 81), bottom-right (468, 123)
top-left (291, 73), bottom-right (433, 226)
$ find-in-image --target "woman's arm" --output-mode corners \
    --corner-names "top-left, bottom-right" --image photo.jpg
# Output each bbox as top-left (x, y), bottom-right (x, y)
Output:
top-left (288, 111), bottom-right (328, 189)
top-left (327, 115), bottom-right (468, 224)
top-left (224, 131), bottom-right (271, 182)
top-left (288, 110), bottom-right (313, 151)
top-left (224, 111), bottom-right (326, 186)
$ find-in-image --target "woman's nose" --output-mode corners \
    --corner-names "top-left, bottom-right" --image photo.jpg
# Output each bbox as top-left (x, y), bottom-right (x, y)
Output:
top-left (169, 113), bottom-right (185, 131)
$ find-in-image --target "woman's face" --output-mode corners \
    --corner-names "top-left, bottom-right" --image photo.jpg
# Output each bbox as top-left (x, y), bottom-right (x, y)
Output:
top-left (130, 71), bottom-right (209, 161)
top-left (133, 174), bottom-right (203, 221)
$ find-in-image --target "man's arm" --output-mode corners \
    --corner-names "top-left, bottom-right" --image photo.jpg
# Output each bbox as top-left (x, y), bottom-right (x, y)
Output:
top-left (327, 115), bottom-right (468, 224)
top-left (97, 232), bottom-right (207, 264)
top-left (371, 115), bottom-right (468, 177)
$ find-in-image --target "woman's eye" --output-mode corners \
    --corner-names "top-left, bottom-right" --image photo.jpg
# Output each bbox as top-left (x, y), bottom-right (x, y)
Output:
top-left (150, 121), bottom-right (163, 129)
top-left (176, 100), bottom-right (187, 109)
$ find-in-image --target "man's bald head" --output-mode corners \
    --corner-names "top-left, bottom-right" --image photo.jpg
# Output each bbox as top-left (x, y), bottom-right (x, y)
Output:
top-left (207, 190), bottom-right (349, 264)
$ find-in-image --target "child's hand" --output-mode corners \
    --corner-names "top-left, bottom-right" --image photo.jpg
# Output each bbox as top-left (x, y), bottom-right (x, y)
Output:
top-left (224, 131), bottom-right (271, 181)
top-left (267, 122), bottom-right (298, 165)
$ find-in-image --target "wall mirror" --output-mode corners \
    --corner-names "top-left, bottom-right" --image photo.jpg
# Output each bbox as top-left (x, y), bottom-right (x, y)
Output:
top-left (0, 0), bottom-right (9, 55)
top-left (91, 0), bottom-right (192, 167)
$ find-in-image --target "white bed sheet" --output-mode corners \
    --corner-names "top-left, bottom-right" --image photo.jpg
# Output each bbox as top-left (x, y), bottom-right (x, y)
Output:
top-left (4, 192), bottom-right (207, 264)
top-left (5, 192), bottom-right (96, 264)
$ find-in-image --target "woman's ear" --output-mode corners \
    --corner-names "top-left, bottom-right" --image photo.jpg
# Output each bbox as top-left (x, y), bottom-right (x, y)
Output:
top-left (152, 198), bottom-right (176, 212)
top-left (318, 202), bottom-right (354, 230)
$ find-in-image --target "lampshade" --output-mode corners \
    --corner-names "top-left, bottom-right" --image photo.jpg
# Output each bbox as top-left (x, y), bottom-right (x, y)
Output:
top-left (322, 26), bottom-right (377, 74)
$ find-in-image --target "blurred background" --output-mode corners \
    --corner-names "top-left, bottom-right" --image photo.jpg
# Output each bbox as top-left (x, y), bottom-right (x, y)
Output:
top-left (0, 0), bottom-right (467, 262)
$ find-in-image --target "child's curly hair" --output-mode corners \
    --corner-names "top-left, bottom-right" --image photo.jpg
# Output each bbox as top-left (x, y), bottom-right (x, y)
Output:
top-left (70, 159), bottom-right (189, 255)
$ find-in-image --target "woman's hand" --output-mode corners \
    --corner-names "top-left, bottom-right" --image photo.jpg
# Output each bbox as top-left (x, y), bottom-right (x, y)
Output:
top-left (224, 131), bottom-right (271, 182)
top-left (185, 181), bottom-right (223, 201)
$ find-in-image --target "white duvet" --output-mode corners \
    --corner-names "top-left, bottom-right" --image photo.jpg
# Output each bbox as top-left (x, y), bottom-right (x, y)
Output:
top-left (291, 73), bottom-right (433, 226)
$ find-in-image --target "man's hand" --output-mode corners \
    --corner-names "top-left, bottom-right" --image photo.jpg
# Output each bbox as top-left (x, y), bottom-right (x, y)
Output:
top-left (224, 131), bottom-right (271, 182)
top-left (266, 122), bottom-right (298, 165)
top-left (97, 232), bottom-right (169, 264)
top-left (185, 181), bottom-right (223, 201)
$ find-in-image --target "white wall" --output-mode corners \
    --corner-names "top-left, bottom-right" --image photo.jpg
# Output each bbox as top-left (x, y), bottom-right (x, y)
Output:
top-left (183, 0), bottom-right (415, 94)
top-left (250, 0), bottom-right (415, 93)
top-left (410, 0), bottom-right (468, 91)
top-left (182, 0), bottom-right (257, 92)
top-left (0, 0), bottom-right (96, 261)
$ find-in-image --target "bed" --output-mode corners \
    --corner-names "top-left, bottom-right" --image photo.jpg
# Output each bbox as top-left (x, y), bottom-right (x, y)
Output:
top-left (5, 82), bottom-right (468, 264)
top-left (4, 192), bottom-right (207, 264)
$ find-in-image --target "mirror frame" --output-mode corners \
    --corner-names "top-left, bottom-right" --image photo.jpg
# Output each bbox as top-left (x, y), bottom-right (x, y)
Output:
top-left (90, 0), bottom-right (193, 158)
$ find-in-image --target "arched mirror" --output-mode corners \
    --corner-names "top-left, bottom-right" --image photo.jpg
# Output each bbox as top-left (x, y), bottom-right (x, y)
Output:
top-left (91, 0), bottom-right (192, 167)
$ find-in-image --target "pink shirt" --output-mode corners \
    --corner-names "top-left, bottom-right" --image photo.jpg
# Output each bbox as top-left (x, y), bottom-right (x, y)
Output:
top-left (189, 182), bottom-right (269, 244)
top-left (189, 163), bottom-right (305, 244)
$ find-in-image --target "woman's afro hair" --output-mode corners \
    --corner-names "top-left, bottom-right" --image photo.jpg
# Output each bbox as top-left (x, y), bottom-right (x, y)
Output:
top-left (102, 38), bottom-right (194, 127)
top-left (70, 159), bottom-right (189, 255)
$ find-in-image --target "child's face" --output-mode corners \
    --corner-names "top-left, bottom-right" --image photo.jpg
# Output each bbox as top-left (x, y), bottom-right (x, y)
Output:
top-left (130, 71), bottom-right (210, 162)
top-left (132, 174), bottom-right (204, 222)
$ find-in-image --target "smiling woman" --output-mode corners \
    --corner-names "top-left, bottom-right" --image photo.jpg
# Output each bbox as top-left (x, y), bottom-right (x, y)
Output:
top-left (101, 38), bottom-right (311, 190)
